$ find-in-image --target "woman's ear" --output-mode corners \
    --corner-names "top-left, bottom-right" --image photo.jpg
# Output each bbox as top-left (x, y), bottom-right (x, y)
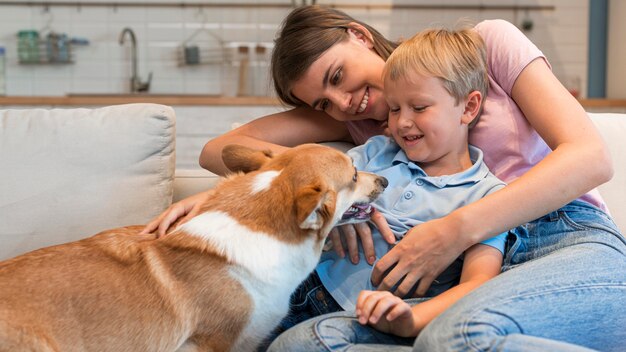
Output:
top-left (347, 22), bottom-right (374, 49)
top-left (461, 90), bottom-right (483, 125)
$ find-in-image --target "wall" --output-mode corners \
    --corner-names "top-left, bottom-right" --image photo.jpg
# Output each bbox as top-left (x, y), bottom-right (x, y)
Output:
top-left (0, 0), bottom-right (589, 97)
top-left (0, 0), bottom-right (597, 171)
top-left (607, 0), bottom-right (626, 98)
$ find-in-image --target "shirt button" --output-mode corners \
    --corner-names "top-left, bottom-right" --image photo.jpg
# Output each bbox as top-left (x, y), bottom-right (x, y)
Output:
top-left (416, 179), bottom-right (424, 186)
top-left (404, 191), bottom-right (414, 199)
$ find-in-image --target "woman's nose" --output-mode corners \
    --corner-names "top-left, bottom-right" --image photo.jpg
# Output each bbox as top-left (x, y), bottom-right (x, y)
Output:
top-left (329, 90), bottom-right (352, 112)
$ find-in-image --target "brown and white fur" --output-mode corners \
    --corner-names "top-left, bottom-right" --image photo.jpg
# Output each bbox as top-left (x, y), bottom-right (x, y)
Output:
top-left (0, 144), bottom-right (387, 352)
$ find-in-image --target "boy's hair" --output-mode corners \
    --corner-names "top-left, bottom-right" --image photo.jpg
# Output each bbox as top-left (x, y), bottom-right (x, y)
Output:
top-left (271, 5), bottom-right (399, 107)
top-left (383, 26), bottom-right (488, 127)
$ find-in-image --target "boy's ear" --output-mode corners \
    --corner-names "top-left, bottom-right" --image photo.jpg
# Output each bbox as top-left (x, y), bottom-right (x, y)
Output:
top-left (347, 22), bottom-right (374, 49)
top-left (461, 90), bottom-right (483, 125)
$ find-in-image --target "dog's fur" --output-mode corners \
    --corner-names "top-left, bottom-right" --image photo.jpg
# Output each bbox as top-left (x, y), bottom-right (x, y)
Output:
top-left (0, 144), bottom-right (386, 352)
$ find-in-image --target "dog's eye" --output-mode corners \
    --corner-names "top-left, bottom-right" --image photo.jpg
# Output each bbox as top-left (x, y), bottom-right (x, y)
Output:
top-left (352, 167), bottom-right (358, 182)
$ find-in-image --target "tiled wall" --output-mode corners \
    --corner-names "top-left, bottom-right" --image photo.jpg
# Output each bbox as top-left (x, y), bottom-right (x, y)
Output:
top-left (0, 0), bottom-right (589, 97)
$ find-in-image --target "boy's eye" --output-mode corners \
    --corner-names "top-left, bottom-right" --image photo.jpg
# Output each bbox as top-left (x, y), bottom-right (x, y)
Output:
top-left (413, 106), bottom-right (427, 112)
top-left (389, 107), bottom-right (400, 113)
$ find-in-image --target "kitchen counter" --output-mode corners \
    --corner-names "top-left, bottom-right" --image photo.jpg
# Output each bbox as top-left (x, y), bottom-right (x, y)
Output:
top-left (0, 95), bottom-right (281, 107)
top-left (0, 96), bottom-right (625, 110)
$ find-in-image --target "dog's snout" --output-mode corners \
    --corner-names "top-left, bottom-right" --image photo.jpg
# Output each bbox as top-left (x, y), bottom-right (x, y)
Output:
top-left (376, 176), bottom-right (388, 189)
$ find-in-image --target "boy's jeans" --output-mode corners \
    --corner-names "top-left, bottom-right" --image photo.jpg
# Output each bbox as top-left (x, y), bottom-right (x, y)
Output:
top-left (259, 271), bottom-right (343, 350)
top-left (268, 200), bottom-right (626, 352)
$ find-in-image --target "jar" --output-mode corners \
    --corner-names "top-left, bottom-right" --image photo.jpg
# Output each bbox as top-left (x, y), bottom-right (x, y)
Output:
top-left (17, 30), bottom-right (40, 63)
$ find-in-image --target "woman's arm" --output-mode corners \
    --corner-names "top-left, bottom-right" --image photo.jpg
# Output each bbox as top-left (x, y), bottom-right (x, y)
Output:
top-left (199, 106), bottom-right (352, 175)
top-left (455, 58), bottom-right (614, 245)
top-left (357, 244), bottom-right (502, 337)
top-left (372, 58), bottom-right (613, 296)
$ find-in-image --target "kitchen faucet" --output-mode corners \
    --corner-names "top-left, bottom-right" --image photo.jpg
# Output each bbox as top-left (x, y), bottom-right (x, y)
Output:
top-left (118, 27), bottom-right (152, 93)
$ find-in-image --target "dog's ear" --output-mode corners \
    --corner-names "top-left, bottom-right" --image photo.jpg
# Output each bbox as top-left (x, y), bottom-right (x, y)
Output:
top-left (296, 184), bottom-right (336, 231)
top-left (222, 144), bottom-right (274, 173)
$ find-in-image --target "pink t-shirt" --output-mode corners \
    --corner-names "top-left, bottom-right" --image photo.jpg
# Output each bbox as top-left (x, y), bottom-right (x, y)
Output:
top-left (346, 19), bottom-right (608, 212)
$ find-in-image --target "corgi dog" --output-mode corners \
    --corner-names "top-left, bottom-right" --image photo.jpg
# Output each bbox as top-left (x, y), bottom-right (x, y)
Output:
top-left (0, 144), bottom-right (387, 352)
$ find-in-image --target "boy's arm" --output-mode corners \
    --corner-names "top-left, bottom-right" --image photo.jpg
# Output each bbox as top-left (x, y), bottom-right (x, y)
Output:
top-left (357, 244), bottom-right (502, 337)
top-left (406, 243), bottom-right (502, 333)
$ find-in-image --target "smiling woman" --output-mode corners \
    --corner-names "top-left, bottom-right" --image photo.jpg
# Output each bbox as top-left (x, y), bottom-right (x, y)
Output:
top-left (144, 4), bottom-right (626, 351)
top-left (289, 35), bottom-right (387, 121)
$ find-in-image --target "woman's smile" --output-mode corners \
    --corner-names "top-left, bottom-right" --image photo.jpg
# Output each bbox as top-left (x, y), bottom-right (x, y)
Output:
top-left (356, 88), bottom-right (370, 114)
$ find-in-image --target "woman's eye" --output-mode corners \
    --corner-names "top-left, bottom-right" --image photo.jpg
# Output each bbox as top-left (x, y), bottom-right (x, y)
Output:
top-left (320, 100), bottom-right (330, 111)
top-left (331, 68), bottom-right (342, 85)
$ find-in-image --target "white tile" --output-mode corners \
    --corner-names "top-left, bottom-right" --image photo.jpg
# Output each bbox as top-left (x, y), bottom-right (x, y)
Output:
top-left (0, 1), bottom-right (595, 99)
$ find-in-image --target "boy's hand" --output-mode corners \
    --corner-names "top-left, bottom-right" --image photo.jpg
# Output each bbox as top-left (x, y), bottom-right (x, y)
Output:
top-left (356, 290), bottom-right (417, 337)
top-left (329, 208), bottom-right (396, 265)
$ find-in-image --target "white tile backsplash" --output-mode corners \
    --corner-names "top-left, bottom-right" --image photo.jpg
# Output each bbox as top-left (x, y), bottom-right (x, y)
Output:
top-left (0, 0), bottom-right (590, 97)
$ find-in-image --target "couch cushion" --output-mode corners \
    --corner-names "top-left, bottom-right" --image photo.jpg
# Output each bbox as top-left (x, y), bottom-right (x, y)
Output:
top-left (589, 112), bottom-right (626, 232)
top-left (0, 103), bottom-right (176, 260)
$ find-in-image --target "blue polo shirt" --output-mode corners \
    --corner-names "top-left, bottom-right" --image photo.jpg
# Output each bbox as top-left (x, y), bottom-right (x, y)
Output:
top-left (316, 135), bottom-right (508, 311)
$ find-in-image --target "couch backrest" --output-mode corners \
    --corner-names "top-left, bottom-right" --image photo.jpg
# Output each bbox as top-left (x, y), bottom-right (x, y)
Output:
top-left (0, 104), bottom-right (176, 260)
top-left (590, 113), bottom-right (626, 233)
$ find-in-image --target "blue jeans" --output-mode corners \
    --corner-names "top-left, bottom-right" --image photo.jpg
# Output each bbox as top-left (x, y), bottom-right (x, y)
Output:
top-left (267, 200), bottom-right (626, 351)
top-left (259, 271), bottom-right (343, 350)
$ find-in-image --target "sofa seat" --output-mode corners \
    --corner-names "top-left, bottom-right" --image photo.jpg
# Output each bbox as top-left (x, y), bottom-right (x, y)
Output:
top-left (0, 104), bottom-right (624, 261)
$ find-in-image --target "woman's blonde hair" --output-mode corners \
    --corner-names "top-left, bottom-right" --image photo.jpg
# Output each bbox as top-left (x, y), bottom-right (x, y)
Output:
top-left (384, 26), bottom-right (488, 126)
top-left (271, 5), bottom-right (398, 107)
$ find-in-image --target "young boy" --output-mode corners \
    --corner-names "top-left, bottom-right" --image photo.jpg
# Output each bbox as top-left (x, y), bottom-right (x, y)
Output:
top-left (268, 27), bottom-right (508, 349)
top-left (313, 26), bottom-right (507, 338)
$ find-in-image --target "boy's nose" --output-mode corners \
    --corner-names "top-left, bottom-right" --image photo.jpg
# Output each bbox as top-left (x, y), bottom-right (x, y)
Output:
top-left (397, 112), bottom-right (414, 128)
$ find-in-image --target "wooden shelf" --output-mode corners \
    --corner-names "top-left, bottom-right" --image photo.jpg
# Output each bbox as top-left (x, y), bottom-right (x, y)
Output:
top-left (578, 99), bottom-right (626, 108)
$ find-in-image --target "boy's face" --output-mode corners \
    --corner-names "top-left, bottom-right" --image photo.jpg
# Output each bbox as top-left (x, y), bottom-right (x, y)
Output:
top-left (384, 71), bottom-right (473, 174)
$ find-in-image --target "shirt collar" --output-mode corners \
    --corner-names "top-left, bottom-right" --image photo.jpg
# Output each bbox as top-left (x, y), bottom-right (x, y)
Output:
top-left (392, 145), bottom-right (490, 188)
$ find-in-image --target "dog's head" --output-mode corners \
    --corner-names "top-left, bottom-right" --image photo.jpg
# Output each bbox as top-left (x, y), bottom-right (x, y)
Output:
top-left (220, 144), bottom-right (387, 240)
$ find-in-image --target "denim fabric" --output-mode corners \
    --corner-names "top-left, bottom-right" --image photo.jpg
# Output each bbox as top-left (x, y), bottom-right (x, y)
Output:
top-left (267, 299), bottom-right (426, 352)
top-left (267, 201), bottom-right (626, 351)
top-left (414, 200), bottom-right (626, 352)
top-left (259, 271), bottom-right (343, 351)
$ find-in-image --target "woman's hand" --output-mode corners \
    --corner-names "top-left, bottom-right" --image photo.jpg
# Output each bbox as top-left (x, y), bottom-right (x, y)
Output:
top-left (371, 217), bottom-right (469, 297)
top-left (329, 208), bottom-right (396, 265)
top-left (140, 192), bottom-right (210, 237)
top-left (356, 290), bottom-right (418, 337)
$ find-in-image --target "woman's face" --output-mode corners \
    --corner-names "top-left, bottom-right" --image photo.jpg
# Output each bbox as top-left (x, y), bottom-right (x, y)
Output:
top-left (290, 31), bottom-right (388, 122)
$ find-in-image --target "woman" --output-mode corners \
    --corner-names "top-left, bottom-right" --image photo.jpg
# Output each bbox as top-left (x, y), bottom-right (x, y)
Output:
top-left (145, 6), bottom-right (626, 350)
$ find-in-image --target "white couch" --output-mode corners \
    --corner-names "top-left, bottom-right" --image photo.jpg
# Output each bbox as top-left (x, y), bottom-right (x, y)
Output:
top-left (0, 104), bottom-right (624, 260)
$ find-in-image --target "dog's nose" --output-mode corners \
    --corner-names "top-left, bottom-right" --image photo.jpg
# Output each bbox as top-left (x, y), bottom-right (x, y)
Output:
top-left (376, 176), bottom-right (388, 189)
